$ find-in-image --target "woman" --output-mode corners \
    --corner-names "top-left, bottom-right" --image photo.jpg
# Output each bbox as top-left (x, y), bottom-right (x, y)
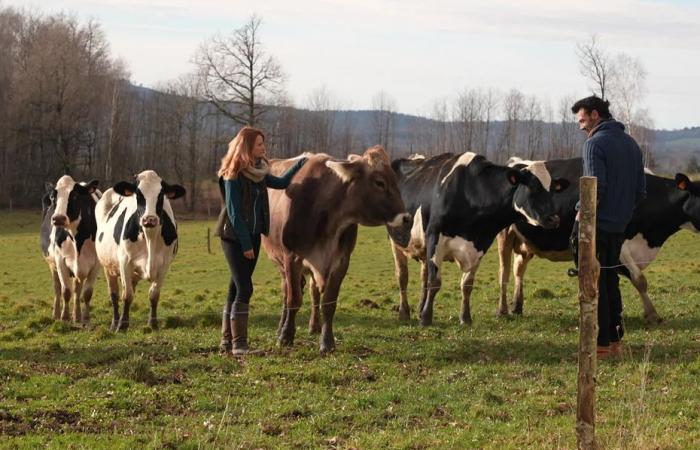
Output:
top-left (216, 127), bottom-right (307, 355)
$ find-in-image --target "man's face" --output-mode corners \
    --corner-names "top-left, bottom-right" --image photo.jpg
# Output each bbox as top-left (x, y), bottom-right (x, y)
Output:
top-left (576, 109), bottom-right (601, 133)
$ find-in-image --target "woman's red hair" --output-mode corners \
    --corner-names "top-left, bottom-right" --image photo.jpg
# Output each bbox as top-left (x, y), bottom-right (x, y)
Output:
top-left (218, 126), bottom-right (268, 179)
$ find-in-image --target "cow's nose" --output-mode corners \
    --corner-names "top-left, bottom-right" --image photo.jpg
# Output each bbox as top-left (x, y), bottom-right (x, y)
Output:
top-left (544, 214), bottom-right (560, 229)
top-left (141, 216), bottom-right (159, 228)
top-left (51, 215), bottom-right (67, 227)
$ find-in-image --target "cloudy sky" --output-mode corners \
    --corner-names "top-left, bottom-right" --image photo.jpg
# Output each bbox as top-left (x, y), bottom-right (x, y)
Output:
top-left (8, 0), bottom-right (700, 129)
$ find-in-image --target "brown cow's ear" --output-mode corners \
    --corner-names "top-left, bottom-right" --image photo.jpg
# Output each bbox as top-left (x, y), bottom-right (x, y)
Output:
top-left (347, 154), bottom-right (362, 162)
top-left (326, 160), bottom-right (364, 183)
top-left (363, 145), bottom-right (389, 169)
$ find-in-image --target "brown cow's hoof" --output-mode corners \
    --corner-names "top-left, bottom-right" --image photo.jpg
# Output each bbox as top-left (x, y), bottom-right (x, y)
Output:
top-left (148, 319), bottom-right (159, 330)
top-left (644, 313), bottom-right (663, 325)
top-left (398, 308), bottom-right (411, 321)
top-left (278, 335), bottom-right (295, 347)
top-left (511, 307), bottom-right (523, 315)
top-left (460, 317), bottom-right (472, 326)
top-left (308, 322), bottom-right (321, 335)
top-left (116, 320), bottom-right (129, 332)
top-left (497, 309), bottom-right (509, 318)
top-left (320, 341), bottom-right (336, 355)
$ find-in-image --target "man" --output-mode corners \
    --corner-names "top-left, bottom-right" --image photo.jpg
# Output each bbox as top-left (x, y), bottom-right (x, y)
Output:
top-left (571, 95), bottom-right (646, 359)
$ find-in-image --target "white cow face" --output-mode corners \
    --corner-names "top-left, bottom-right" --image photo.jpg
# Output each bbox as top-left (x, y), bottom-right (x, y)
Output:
top-left (45, 175), bottom-right (99, 228)
top-left (113, 170), bottom-right (186, 228)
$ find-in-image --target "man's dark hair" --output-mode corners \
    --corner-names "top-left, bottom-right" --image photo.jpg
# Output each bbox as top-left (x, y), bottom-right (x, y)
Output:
top-left (571, 96), bottom-right (612, 119)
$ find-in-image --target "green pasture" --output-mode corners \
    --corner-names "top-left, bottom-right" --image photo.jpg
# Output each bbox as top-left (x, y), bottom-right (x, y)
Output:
top-left (1, 211), bottom-right (699, 449)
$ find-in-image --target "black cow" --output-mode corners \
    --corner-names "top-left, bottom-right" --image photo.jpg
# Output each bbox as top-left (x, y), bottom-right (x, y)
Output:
top-left (498, 157), bottom-right (700, 323)
top-left (388, 152), bottom-right (569, 326)
top-left (40, 175), bottom-right (101, 323)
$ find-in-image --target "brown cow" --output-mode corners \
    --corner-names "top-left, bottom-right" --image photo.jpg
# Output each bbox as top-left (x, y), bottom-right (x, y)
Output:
top-left (262, 146), bottom-right (410, 354)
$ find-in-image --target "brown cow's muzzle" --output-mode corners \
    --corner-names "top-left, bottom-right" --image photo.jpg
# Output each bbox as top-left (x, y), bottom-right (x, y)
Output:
top-left (51, 215), bottom-right (67, 227)
top-left (141, 215), bottom-right (159, 228)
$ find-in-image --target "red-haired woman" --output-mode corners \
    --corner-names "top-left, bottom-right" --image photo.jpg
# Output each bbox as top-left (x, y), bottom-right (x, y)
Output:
top-left (216, 126), bottom-right (307, 355)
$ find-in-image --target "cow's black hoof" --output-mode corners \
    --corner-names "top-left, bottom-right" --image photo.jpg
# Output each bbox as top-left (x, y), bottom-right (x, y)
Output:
top-left (420, 315), bottom-right (433, 327)
top-left (148, 319), bottom-right (159, 330)
top-left (116, 321), bottom-right (129, 332)
top-left (460, 317), bottom-right (473, 326)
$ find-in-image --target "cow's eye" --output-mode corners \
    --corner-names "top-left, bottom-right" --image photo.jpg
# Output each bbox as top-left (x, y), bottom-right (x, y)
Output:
top-left (374, 179), bottom-right (386, 190)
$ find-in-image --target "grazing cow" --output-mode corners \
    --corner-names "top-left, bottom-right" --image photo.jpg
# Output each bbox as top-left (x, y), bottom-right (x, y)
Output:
top-left (388, 152), bottom-right (570, 326)
top-left (497, 157), bottom-right (700, 323)
top-left (95, 170), bottom-right (186, 331)
top-left (262, 146), bottom-right (410, 354)
top-left (40, 176), bottom-right (101, 324)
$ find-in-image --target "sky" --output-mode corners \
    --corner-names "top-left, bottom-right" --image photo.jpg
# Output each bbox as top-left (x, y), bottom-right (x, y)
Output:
top-left (6, 0), bottom-right (700, 129)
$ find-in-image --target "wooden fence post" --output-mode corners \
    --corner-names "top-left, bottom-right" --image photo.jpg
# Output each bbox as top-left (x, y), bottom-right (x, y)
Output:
top-left (576, 176), bottom-right (600, 449)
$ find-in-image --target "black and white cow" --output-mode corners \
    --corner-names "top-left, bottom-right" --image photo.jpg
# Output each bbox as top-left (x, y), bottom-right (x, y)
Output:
top-left (40, 176), bottom-right (101, 324)
top-left (95, 170), bottom-right (186, 331)
top-left (388, 152), bottom-right (570, 326)
top-left (497, 157), bottom-right (700, 323)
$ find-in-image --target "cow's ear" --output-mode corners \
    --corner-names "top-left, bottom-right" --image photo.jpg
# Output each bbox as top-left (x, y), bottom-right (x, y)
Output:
top-left (552, 178), bottom-right (570, 193)
top-left (676, 173), bottom-right (691, 191)
top-left (114, 181), bottom-right (137, 197)
top-left (326, 160), bottom-right (364, 183)
top-left (86, 179), bottom-right (99, 194)
top-left (347, 154), bottom-right (362, 162)
top-left (73, 183), bottom-right (90, 195)
top-left (506, 169), bottom-right (524, 186)
top-left (163, 183), bottom-right (186, 200)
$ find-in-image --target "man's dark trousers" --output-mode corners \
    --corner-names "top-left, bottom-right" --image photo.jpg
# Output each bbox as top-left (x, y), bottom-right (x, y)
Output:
top-left (596, 229), bottom-right (625, 347)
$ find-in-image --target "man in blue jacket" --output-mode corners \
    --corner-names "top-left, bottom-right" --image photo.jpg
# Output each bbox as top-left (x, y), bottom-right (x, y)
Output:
top-left (571, 95), bottom-right (646, 358)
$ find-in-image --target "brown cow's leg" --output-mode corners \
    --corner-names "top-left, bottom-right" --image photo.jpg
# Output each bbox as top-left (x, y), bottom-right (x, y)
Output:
top-left (276, 271), bottom-right (287, 336)
top-left (50, 268), bottom-right (62, 320)
top-left (511, 252), bottom-right (533, 315)
top-left (391, 243), bottom-right (411, 321)
top-left (497, 228), bottom-right (514, 316)
top-left (279, 258), bottom-right (303, 347)
top-left (308, 275), bottom-right (322, 334)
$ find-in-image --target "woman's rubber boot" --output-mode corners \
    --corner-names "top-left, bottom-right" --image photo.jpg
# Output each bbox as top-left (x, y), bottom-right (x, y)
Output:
top-left (231, 301), bottom-right (250, 355)
top-left (220, 300), bottom-right (233, 353)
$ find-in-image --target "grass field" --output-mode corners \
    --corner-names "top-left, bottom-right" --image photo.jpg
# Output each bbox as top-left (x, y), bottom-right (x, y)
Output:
top-left (1, 210), bottom-right (700, 449)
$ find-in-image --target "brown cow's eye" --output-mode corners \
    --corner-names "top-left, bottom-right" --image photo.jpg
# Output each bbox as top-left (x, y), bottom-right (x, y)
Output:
top-left (374, 179), bottom-right (386, 190)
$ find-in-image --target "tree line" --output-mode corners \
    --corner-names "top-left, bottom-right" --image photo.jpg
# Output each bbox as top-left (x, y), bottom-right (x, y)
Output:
top-left (0, 8), bottom-right (659, 211)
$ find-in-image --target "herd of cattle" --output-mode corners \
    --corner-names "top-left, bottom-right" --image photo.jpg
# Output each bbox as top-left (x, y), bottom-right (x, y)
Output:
top-left (39, 146), bottom-right (700, 353)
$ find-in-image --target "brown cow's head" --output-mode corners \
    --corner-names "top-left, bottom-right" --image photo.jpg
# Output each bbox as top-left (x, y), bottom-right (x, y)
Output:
top-left (326, 146), bottom-right (410, 240)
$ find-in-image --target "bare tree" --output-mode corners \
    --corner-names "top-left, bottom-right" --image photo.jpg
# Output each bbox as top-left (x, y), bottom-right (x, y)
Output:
top-left (497, 89), bottom-right (524, 160)
top-left (371, 90), bottom-right (397, 154)
top-left (576, 34), bottom-right (613, 100)
top-left (305, 85), bottom-right (338, 154)
top-left (194, 15), bottom-right (283, 126)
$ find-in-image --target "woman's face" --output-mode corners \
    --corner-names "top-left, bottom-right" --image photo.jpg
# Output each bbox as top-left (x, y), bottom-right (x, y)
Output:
top-left (252, 135), bottom-right (266, 159)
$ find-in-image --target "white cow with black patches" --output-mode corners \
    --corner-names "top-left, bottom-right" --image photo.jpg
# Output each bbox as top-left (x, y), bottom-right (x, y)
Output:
top-left (95, 170), bottom-right (186, 331)
top-left (388, 152), bottom-right (569, 326)
top-left (40, 176), bottom-right (101, 324)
